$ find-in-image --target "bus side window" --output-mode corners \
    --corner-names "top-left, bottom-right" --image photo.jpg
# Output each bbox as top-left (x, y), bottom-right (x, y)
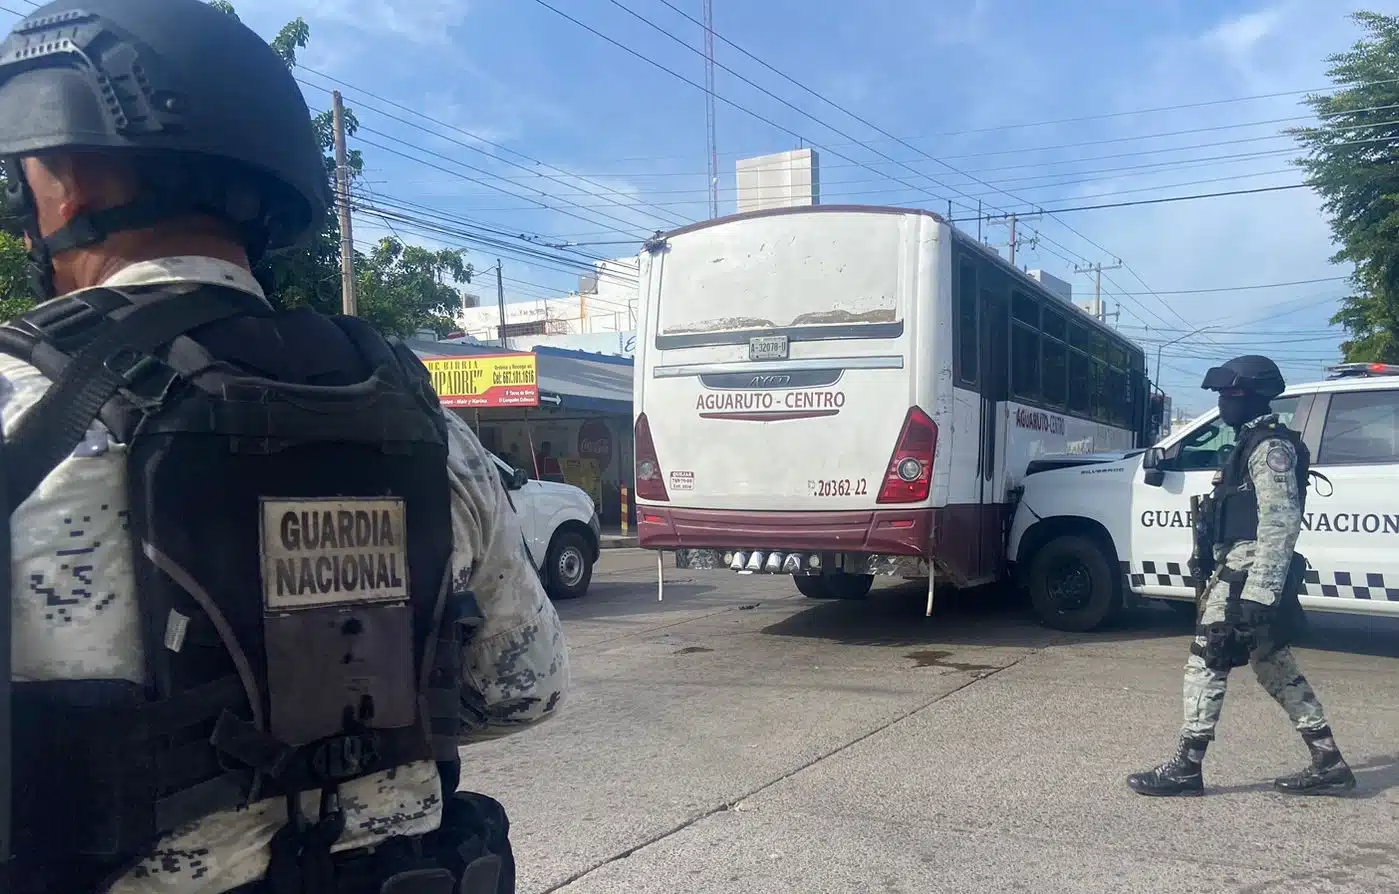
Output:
top-left (956, 259), bottom-right (978, 386)
top-left (1041, 307), bottom-right (1068, 410)
top-left (1010, 290), bottom-right (1040, 401)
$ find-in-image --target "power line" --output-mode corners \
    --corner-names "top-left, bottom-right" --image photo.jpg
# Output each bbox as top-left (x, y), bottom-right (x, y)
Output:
top-left (351, 199), bottom-right (639, 287)
top-left (295, 68), bottom-right (690, 231)
top-left (525, 0), bottom-right (967, 213)
top-left (341, 125), bottom-right (658, 242)
top-left (947, 183), bottom-right (1309, 220)
top-left (559, 106), bottom-right (1399, 179)
top-left (606, 76), bottom-right (1399, 162)
top-left (1108, 276), bottom-right (1347, 296)
top-left (577, 0), bottom-right (1179, 332)
top-left (445, 165), bottom-right (1302, 215)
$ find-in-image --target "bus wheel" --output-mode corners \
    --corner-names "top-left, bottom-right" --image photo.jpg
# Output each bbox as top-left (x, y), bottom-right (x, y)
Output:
top-left (794, 572), bottom-right (873, 600)
top-left (1028, 535), bottom-right (1121, 632)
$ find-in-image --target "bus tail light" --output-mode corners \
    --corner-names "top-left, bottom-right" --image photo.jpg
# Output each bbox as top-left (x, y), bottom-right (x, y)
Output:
top-left (634, 412), bottom-right (669, 502)
top-left (877, 407), bottom-right (937, 504)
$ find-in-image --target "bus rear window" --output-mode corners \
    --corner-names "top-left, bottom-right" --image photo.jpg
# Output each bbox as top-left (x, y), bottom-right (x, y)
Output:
top-left (656, 213), bottom-right (905, 337)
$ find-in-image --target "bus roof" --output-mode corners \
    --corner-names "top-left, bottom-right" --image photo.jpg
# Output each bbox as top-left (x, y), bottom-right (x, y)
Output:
top-left (643, 203), bottom-right (1140, 359)
top-left (647, 203), bottom-right (946, 245)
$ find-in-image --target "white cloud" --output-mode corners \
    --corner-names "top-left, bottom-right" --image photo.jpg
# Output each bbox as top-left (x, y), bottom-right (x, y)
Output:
top-left (1202, 6), bottom-right (1287, 62)
top-left (986, 1), bottom-right (1399, 412)
top-left (305, 0), bottom-right (471, 46)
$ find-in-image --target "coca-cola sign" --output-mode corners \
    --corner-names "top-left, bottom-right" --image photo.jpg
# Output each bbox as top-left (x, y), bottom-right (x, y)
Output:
top-left (577, 418), bottom-right (613, 466)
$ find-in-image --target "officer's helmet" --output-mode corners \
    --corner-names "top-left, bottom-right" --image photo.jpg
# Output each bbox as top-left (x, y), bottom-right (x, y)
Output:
top-left (0, 0), bottom-right (330, 279)
top-left (1200, 355), bottom-right (1286, 399)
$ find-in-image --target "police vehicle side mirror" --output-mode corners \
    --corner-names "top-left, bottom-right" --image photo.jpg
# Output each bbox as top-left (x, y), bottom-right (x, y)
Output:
top-left (1142, 447), bottom-right (1166, 488)
top-left (510, 468), bottom-right (529, 490)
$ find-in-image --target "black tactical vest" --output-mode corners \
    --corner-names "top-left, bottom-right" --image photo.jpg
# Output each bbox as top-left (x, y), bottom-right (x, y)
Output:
top-left (0, 283), bottom-right (458, 887)
top-left (1213, 417), bottom-right (1310, 546)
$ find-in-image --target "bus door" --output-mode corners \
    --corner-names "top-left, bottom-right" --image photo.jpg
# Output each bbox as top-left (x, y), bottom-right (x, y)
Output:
top-left (976, 275), bottom-right (1009, 580)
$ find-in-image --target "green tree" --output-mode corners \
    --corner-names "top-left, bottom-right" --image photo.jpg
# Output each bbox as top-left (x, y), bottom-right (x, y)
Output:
top-left (356, 238), bottom-right (469, 338)
top-left (1290, 11), bottom-right (1399, 362)
top-left (212, 1), bottom-right (469, 337)
top-left (0, 230), bottom-right (31, 321)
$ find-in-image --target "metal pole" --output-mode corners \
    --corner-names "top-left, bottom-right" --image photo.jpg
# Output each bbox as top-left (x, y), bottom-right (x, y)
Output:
top-left (495, 260), bottom-right (507, 349)
top-left (1007, 213), bottom-right (1017, 267)
top-left (331, 90), bottom-right (357, 316)
top-left (703, 0), bottom-right (718, 219)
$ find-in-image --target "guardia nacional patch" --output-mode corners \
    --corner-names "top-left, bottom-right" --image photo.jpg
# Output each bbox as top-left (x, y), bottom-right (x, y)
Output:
top-left (1265, 445), bottom-right (1294, 473)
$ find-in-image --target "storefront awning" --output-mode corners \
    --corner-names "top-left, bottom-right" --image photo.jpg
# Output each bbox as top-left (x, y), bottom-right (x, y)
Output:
top-left (407, 340), bottom-right (633, 415)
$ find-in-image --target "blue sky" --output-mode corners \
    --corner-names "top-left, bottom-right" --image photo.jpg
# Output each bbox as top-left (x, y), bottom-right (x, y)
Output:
top-left (6, 0), bottom-right (1397, 414)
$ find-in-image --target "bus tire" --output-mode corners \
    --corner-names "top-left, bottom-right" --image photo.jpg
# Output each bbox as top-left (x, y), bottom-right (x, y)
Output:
top-left (794, 572), bottom-right (873, 600)
top-left (1028, 534), bottom-right (1121, 632)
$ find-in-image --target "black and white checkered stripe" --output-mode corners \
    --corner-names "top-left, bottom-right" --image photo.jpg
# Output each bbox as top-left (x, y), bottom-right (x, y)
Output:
top-left (1121, 560), bottom-right (1196, 590)
top-left (1121, 560), bottom-right (1399, 601)
top-left (1298, 569), bottom-right (1399, 601)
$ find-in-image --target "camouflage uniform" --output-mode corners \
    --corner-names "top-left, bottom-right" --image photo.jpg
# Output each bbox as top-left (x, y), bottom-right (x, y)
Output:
top-left (1181, 415), bottom-right (1327, 741)
top-left (1129, 401), bottom-right (1353, 798)
top-left (5, 257), bottom-right (571, 894)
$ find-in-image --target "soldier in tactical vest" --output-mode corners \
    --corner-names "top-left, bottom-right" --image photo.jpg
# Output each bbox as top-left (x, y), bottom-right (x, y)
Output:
top-left (1127, 355), bottom-right (1354, 798)
top-left (0, 1), bottom-right (568, 891)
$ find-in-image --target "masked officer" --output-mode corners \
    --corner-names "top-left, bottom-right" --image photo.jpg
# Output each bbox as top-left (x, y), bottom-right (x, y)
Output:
top-left (0, 1), bottom-right (568, 892)
top-left (1127, 355), bottom-right (1353, 798)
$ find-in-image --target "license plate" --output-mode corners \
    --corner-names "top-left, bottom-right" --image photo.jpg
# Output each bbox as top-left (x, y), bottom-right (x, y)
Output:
top-left (748, 335), bottom-right (789, 361)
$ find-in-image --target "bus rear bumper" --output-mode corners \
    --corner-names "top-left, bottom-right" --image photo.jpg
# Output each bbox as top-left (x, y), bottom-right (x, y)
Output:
top-left (638, 506), bottom-right (933, 577)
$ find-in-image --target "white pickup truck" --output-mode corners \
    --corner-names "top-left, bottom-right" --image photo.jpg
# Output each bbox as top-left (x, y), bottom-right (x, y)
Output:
top-left (488, 452), bottom-right (601, 599)
top-left (1008, 363), bottom-right (1399, 631)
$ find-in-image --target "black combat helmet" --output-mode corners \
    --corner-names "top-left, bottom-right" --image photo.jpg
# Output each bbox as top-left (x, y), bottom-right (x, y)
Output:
top-left (1200, 354), bottom-right (1286, 399)
top-left (0, 0), bottom-right (331, 295)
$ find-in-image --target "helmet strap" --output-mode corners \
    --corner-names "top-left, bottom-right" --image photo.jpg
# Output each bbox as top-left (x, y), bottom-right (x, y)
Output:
top-left (3, 154), bottom-right (275, 300)
top-left (4, 157), bottom-right (56, 300)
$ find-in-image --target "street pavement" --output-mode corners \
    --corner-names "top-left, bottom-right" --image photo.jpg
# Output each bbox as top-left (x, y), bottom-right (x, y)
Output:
top-left (462, 549), bottom-right (1399, 894)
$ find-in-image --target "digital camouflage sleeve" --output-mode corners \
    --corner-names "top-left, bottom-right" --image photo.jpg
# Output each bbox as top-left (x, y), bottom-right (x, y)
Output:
top-left (441, 409), bottom-right (571, 741)
top-left (1238, 434), bottom-right (1303, 606)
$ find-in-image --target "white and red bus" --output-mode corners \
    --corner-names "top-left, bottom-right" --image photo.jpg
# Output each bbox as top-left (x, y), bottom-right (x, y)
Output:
top-left (631, 205), bottom-right (1153, 605)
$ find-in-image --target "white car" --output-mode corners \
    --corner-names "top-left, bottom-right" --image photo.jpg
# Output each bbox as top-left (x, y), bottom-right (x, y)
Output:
top-left (1008, 363), bottom-right (1399, 631)
top-left (488, 452), bottom-right (601, 600)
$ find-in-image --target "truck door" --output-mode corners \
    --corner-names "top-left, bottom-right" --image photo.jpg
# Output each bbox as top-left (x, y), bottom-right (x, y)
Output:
top-left (1129, 394), bottom-right (1309, 597)
top-left (1301, 388), bottom-right (1399, 611)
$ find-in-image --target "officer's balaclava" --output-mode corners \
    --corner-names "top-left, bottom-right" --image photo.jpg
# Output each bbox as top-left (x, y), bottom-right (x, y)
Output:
top-left (1217, 390), bottom-right (1271, 429)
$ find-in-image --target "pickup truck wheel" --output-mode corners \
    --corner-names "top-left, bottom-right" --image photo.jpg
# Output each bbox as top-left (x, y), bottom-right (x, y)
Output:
top-left (794, 572), bottom-right (873, 600)
top-left (1028, 534), bottom-right (1121, 632)
top-left (546, 530), bottom-right (593, 600)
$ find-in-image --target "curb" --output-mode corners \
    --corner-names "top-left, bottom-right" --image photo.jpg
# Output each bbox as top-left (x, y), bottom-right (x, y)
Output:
top-left (599, 535), bottom-right (640, 549)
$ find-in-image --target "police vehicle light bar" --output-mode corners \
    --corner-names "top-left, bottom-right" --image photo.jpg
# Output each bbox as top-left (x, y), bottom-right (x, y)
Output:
top-left (1325, 362), bottom-right (1399, 379)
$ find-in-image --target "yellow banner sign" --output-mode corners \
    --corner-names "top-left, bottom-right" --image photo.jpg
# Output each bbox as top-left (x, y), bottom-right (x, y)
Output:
top-left (423, 353), bottom-right (540, 409)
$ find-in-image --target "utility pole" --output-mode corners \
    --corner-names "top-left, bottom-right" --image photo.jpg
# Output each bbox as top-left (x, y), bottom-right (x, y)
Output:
top-left (702, 0), bottom-right (719, 219)
top-left (331, 90), bottom-right (357, 316)
top-left (988, 211), bottom-right (1041, 266)
top-left (495, 260), bottom-right (508, 350)
top-left (1074, 259), bottom-right (1123, 322)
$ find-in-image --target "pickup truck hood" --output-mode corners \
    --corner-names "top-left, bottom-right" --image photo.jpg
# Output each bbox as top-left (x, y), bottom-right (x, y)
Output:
top-left (533, 478), bottom-right (591, 502)
top-left (1024, 450), bottom-right (1143, 476)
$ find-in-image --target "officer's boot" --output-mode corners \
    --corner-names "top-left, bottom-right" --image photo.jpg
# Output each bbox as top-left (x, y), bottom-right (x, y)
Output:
top-left (1126, 735), bottom-right (1208, 796)
top-left (1274, 726), bottom-right (1356, 795)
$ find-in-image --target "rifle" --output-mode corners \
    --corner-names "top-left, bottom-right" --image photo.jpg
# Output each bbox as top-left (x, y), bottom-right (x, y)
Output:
top-left (1188, 492), bottom-right (1216, 602)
